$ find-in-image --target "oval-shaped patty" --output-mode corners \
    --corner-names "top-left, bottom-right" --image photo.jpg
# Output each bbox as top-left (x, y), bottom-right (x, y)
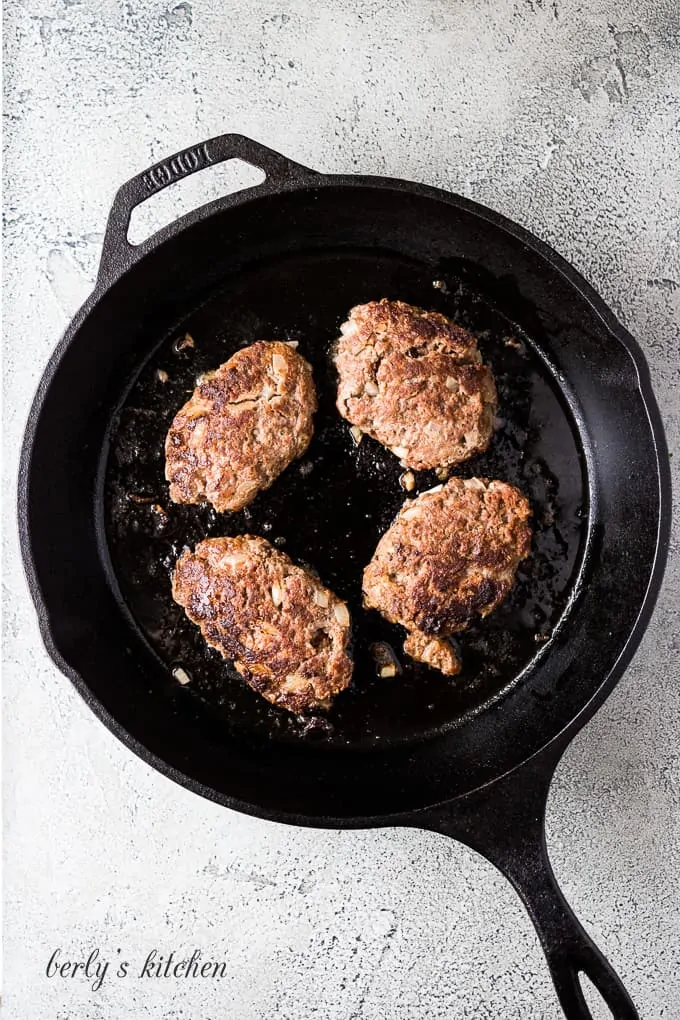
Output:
top-left (335, 299), bottom-right (496, 471)
top-left (172, 536), bottom-right (353, 713)
top-left (362, 477), bottom-right (532, 675)
top-left (165, 341), bottom-right (317, 513)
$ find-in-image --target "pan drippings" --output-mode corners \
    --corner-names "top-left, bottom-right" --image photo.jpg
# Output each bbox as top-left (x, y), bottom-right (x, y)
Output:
top-left (104, 251), bottom-right (588, 748)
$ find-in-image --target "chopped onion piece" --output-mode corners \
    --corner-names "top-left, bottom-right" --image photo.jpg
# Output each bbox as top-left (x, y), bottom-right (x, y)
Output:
top-left (333, 603), bottom-right (350, 627)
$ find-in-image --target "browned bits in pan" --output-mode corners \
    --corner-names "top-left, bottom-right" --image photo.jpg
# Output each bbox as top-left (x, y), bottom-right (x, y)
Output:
top-left (173, 332), bottom-right (196, 353)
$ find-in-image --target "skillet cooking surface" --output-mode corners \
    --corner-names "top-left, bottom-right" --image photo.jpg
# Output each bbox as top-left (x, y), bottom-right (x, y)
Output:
top-left (104, 250), bottom-right (587, 749)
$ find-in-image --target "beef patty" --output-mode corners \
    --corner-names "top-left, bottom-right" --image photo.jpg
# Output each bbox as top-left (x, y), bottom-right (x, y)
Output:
top-left (172, 535), bottom-right (353, 713)
top-left (165, 341), bottom-right (316, 513)
top-left (362, 477), bottom-right (532, 675)
top-left (334, 299), bottom-right (496, 471)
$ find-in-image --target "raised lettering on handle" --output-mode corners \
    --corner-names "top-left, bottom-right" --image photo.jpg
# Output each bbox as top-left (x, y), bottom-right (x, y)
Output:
top-left (141, 142), bottom-right (212, 194)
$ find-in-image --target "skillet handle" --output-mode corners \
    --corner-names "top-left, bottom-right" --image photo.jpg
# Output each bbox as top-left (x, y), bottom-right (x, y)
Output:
top-left (419, 749), bottom-right (639, 1020)
top-left (96, 133), bottom-right (318, 287)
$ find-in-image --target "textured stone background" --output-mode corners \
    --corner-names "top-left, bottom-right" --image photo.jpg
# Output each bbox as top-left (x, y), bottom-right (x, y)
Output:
top-left (3, 1), bottom-right (679, 1018)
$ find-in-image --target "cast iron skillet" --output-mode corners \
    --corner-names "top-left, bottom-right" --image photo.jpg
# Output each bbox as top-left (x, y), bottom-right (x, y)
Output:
top-left (19, 134), bottom-right (671, 1019)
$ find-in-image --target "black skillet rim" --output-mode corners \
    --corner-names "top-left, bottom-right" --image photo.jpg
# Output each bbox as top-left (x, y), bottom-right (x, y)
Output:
top-left (17, 169), bottom-right (672, 828)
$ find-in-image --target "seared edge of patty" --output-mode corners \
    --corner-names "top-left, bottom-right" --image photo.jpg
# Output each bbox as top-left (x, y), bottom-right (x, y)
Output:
top-left (334, 299), bottom-right (497, 470)
top-left (172, 535), bottom-right (353, 713)
top-left (165, 341), bottom-right (317, 513)
top-left (362, 477), bottom-right (532, 675)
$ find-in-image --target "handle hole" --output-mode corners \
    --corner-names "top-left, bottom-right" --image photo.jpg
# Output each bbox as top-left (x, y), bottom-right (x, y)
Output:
top-left (127, 158), bottom-right (266, 246)
top-left (580, 972), bottom-right (615, 1020)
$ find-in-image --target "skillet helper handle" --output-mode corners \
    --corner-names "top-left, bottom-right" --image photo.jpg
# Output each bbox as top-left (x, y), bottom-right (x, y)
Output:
top-left (420, 751), bottom-right (639, 1020)
top-left (96, 133), bottom-right (318, 286)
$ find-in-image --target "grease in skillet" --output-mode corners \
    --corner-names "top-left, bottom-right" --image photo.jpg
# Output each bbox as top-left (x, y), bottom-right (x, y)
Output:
top-left (103, 251), bottom-right (585, 747)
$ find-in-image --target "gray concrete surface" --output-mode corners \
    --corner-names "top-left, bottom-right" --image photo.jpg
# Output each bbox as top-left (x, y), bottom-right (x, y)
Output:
top-left (3, 1), bottom-right (679, 1018)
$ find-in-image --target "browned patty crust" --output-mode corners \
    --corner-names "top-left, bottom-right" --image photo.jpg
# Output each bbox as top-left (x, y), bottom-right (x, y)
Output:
top-left (165, 341), bottom-right (316, 513)
top-left (363, 477), bottom-right (532, 675)
top-left (172, 536), bottom-right (353, 713)
top-left (335, 300), bottom-right (497, 471)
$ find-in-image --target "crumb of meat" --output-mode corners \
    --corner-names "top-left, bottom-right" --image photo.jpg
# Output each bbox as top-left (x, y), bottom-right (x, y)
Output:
top-left (172, 535), bottom-right (353, 714)
top-left (165, 341), bottom-right (316, 513)
top-left (334, 299), bottom-right (497, 471)
top-left (403, 631), bottom-right (461, 676)
top-left (363, 477), bottom-right (532, 674)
